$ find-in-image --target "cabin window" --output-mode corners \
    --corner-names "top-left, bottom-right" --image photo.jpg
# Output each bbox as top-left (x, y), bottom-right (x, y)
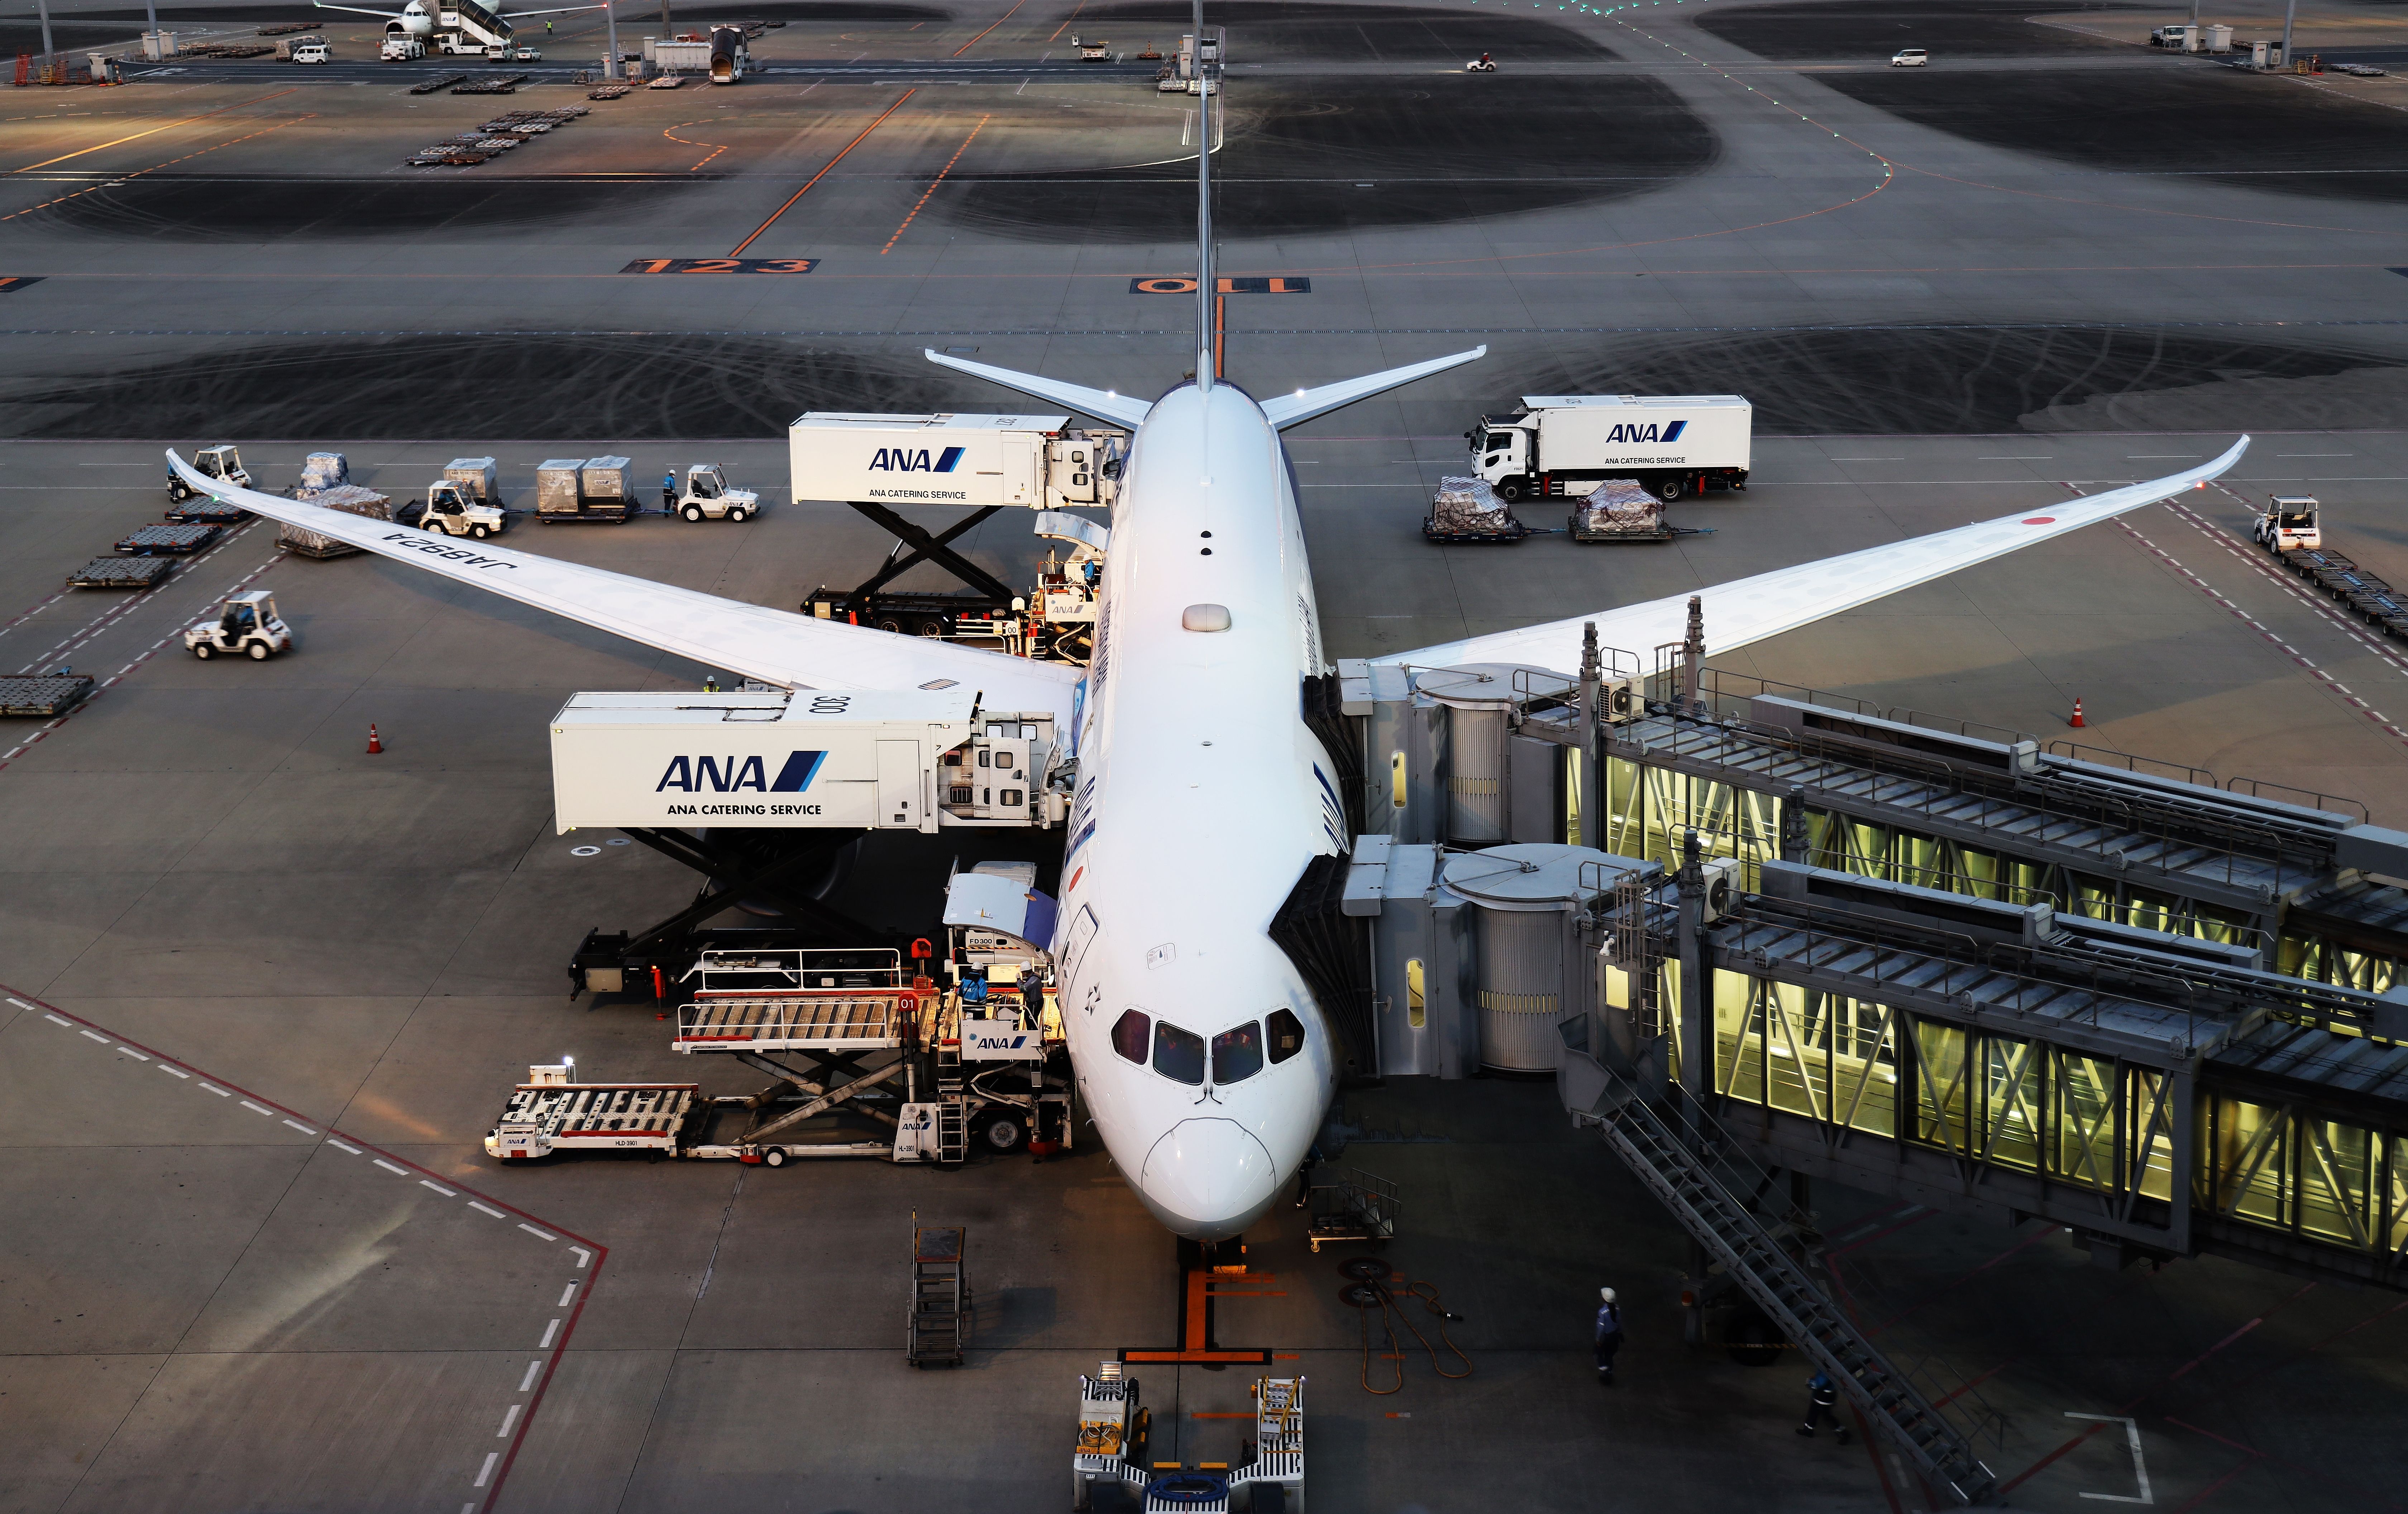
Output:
top-left (1266, 1008), bottom-right (1305, 1064)
top-left (1111, 1009), bottom-right (1150, 1063)
top-left (1153, 1022), bottom-right (1206, 1085)
top-left (1212, 1022), bottom-right (1264, 1084)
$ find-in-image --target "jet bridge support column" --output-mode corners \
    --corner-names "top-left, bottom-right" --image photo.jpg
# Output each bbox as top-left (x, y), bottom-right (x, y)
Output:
top-left (1676, 827), bottom-right (1709, 1110)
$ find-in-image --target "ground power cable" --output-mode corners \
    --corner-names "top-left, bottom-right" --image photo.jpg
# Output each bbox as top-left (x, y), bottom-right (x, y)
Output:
top-left (1338, 1259), bottom-right (1472, 1395)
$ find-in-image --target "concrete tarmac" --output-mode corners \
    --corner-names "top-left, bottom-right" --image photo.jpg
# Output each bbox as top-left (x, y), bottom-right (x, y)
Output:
top-left (5, 1), bottom-right (2408, 1511)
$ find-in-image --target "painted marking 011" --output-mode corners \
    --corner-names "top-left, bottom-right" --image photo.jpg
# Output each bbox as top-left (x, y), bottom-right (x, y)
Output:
top-left (1132, 275), bottom-right (1311, 294)
top-left (619, 257), bottom-right (817, 275)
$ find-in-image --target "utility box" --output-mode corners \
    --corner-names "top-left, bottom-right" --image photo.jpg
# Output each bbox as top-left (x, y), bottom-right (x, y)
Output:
top-left (789, 412), bottom-right (1127, 510)
top-left (2206, 23), bottom-right (2233, 51)
top-left (445, 456), bottom-right (498, 502)
top-left (142, 30), bottom-right (174, 57)
top-left (653, 36), bottom-right (710, 71)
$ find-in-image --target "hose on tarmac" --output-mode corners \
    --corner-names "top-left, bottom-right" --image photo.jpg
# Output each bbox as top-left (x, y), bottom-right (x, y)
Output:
top-left (1339, 1262), bottom-right (1471, 1395)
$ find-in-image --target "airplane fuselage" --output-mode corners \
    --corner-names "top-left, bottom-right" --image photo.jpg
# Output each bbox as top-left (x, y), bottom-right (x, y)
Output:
top-left (1052, 379), bottom-right (1343, 1240)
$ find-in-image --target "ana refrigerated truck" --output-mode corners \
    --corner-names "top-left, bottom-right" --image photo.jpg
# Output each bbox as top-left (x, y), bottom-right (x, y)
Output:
top-left (1468, 394), bottom-right (1751, 502)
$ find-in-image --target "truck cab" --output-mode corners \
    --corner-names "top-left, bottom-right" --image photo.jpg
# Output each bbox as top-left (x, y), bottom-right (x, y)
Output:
top-left (676, 463), bottom-right (759, 522)
top-left (2256, 494), bottom-right (2320, 552)
top-left (1470, 417), bottom-right (1534, 499)
top-left (168, 444), bottom-right (249, 502)
top-left (380, 34), bottom-right (425, 58)
top-left (408, 479), bottom-right (509, 539)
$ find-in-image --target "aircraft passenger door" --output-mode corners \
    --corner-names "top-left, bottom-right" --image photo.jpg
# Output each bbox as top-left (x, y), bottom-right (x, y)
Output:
top-left (876, 740), bottom-right (925, 832)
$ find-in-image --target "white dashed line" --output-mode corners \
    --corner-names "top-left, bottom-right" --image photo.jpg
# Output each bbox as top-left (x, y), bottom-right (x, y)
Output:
top-left (328, 1138), bottom-right (360, 1154)
top-left (474, 1452), bottom-right (499, 1488)
top-left (557, 1282), bottom-right (577, 1307)
top-left (519, 1224), bottom-right (557, 1242)
top-left (518, 1360), bottom-right (543, 1393)
top-left (497, 1403), bottom-right (522, 1437)
top-left (159, 1065), bottom-right (189, 1078)
top-left (470, 1201), bottom-right (508, 1219)
top-left (42, 1013), bottom-right (69, 1025)
top-left (239, 1100), bottom-right (274, 1117)
top-left (78, 1029), bottom-right (108, 1042)
top-left (117, 1047), bottom-right (149, 1061)
top-left (569, 1246), bottom-right (591, 1269)
top-left (539, 1318), bottom-right (560, 1348)
top-left (199, 1083), bottom-right (229, 1096)
top-left (421, 1180), bottom-right (458, 1196)
top-left (373, 1158), bottom-right (411, 1176)
top-left (283, 1119), bottom-right (315, 1134)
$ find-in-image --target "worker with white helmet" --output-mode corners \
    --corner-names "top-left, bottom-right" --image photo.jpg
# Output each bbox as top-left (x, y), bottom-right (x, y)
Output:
top-left (1594, 1286), bottom-right (1624, 1385)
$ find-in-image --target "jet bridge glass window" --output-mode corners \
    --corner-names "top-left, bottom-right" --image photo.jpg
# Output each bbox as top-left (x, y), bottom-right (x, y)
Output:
top-left (1266, 1008), bottom-right (1304, 1065)
top-left (1152, 1022), bottom-right (1206, 1085)
top-left (1212, 1022), bottom-right (1263, 1084)
top-left (1111, 1009), bottom-right (1150, 1063)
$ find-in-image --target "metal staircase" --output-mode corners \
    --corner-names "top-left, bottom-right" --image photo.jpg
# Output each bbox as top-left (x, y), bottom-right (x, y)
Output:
top-left (1594, 1078), bottom-right (1998, 1505)
top-left (933, 1036), bottom-right (968, 1165)
top-left (908, 1224), bottom-right (970, 1368)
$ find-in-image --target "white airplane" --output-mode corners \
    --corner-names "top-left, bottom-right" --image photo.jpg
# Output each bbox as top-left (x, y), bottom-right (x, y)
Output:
top-left (311, 0), bottom-right (599, 37)
top-left (166, 43), bottom-right (2248, 1243)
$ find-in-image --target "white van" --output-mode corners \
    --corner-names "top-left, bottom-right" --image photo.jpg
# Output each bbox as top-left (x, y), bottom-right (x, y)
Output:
top-left (1890, 47), bottom-right (1927, 67)
top-left (291, 40), bottom-right (330, 63)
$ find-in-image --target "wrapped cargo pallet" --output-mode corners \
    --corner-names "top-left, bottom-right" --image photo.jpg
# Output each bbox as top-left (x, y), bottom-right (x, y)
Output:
top-left (580, 455), bottom-right (633, 501)
top-left (445, 456), bottom-right (498, 501)
top-left (279, 483), bottom-right (393, 558)
top-left (299, 452), bottom-right (349, 493)
top-left (1570, 478), bottom-right (1671, 543)
top-left (536, 459), bottom-right (587, 516)
top-left (1424, 475), bottom-right (1528, 541)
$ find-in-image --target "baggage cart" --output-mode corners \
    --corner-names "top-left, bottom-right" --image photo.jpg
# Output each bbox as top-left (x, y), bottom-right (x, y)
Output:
top-left (116, 522), bottom-right (222, 555)
top-left (1570, 477), bottom-right (1676, 543)
top-left (0, 674), bottom-right (94, 718)
top-left (67, 556), bottom-right (176, 589)
top-left (1423, 475), bottom-right (1532, 544)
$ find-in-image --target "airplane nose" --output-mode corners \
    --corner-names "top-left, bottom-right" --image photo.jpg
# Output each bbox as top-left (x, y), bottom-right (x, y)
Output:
top-left (1138, 1118), bottom-right (1281, 1241)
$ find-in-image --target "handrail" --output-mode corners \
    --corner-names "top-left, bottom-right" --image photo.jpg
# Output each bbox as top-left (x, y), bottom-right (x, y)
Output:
top-left (2223, 774), bottom-right (2371, 827)
top-left (1886, 706), bottom-right (2037, 748)
top-left (2045, 739), bottom-right (2217, 790)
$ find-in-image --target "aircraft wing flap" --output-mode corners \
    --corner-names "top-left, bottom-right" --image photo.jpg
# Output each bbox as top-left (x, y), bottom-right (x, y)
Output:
top-left (165, 452), bottom-right (1080, 716)
top-left (1379, 438), bottom-right (2250, 676)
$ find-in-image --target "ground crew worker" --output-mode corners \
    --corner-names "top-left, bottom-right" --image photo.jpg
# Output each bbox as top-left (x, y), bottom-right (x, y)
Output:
top-left (545, 17), bottom-right (553, 31)
top-left (1798, 1371), bottom-right (1850, 1442)
top-left (1594, 1287), bottom-right (1624, 1385)
top-left (663, 471), bottom-right (678, 510)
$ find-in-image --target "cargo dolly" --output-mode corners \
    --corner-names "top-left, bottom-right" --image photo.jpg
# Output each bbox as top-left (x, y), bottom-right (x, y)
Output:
top-left (0, 674), bottom-right (94, 718)
top-left (116, 522), bottom-right (222, 556)
top-left (2274, 544), bottom-right (2408, 643)
top-left (66, 557), bottom-right (176, 589)
top-left (486, 1072), bottom-right (698, 1160)
top-left (163, 497), bottom-right (250, 526)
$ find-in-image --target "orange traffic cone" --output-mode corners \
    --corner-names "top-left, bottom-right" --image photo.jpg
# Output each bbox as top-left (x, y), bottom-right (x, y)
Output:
top-left (2068, 699), bottom-right (2085, 729)
top-left (367, 723), bottom-right (384, 754)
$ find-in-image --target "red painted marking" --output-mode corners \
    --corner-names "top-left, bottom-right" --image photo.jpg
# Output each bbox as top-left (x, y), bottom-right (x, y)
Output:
top-left (2022, 516), bottom-right (2056, 525)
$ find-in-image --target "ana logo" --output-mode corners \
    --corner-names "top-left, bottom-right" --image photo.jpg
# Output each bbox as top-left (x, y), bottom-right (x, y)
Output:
top-left (656, 750), bottom-right (827, 793)
top-left (869, 446), bottom-right (966, 473)
top-left (1606, 421), bottom-right (1687, 445)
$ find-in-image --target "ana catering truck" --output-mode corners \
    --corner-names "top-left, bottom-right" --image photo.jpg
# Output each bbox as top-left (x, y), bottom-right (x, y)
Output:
top-left (1470, 394), bottom-right (1751, 502)
top-left (789, 412), bottom-right (1127, 511)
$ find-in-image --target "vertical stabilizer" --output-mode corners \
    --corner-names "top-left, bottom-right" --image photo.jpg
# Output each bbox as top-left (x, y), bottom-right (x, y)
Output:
top-left (1194, 0), bottom-right (1214, 391)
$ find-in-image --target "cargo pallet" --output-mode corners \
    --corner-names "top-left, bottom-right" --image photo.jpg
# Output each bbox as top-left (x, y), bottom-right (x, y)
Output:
top-left (66, 556), bottom-right (176, 589)
top-left (2275, 544), bottom-right (2408, 642)
top-left (410, 72), bottom-right (469, 93)
top-left (453, 73), bottom-right (529, 94)
top-left (115, 522), bottom-right (221, 555)
top-left (1421, 516), bottom-right (1534, 544)
top-left (1568, 513), bottom-right (1678, 543)
top-left (0, 674), bottom-right (94, 718)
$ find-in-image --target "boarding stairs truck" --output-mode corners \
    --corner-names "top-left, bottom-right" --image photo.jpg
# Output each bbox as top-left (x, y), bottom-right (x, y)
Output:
top-left (1471, 394), bottom-right (1751, 502)
top-left (436, 0), bottom-right (511, 54)
top-left (709, 24), bottom-right (748, 81)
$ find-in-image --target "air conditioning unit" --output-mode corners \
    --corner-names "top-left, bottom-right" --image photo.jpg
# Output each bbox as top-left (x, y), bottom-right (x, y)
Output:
top-left (1700, 856), bottom-right (1742, 922)
top-left (1600, 675), bottom-right (1644, 725)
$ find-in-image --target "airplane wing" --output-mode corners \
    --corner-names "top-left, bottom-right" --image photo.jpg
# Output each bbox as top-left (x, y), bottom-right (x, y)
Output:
top-left (496, 3), bottom-right (610, 15)
top-left (166, 452), bottom-right (1081, 718)
top-left (311, 0), bottom-right (406, 16)
top-left (1379, 438), bottom-right (2249, 675)
top-left (1258, 347), bottom-right (1486, 431)
top-left (923, 350), bottom-right (1155, 430)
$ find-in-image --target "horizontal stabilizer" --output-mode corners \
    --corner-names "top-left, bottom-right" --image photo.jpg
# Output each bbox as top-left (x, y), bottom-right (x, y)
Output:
top-left (1383, 437), bottom-right (2251, 674)
top-left (163, 452), bottom-right (1080, 718)
top-left (1258, 346), bottom-right (1487, 431)
top-left (923, 349), bottom-right (1153, 430)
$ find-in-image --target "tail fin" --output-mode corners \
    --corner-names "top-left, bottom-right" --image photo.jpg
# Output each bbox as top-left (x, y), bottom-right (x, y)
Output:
top-left (1194, 0), bottom-right (1215, 391)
